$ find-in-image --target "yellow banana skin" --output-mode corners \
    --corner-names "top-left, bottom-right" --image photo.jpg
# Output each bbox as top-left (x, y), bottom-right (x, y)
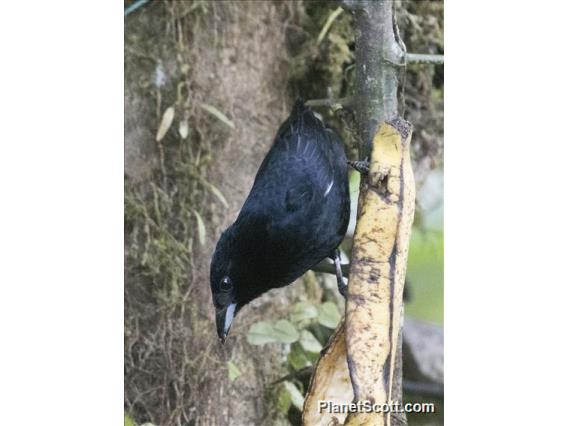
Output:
top-left (302, 118), bottom-right (415, 426)
top-left (345, 118), bottom-right (414, 426)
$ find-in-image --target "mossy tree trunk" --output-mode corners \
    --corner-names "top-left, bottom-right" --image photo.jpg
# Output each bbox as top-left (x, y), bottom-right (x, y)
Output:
top-left (125, 2), bottom-right (299, 425)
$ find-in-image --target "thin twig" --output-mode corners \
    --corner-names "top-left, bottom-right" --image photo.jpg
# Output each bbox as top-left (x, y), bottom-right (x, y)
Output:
top-left (406, 53), bottom-right (444, 65)
top-left (317, 7), bottom-right (344, 46)
top-left (125, 0), bottom-right (152, 17)
top-left (305, 97), bottom-right (353, 109)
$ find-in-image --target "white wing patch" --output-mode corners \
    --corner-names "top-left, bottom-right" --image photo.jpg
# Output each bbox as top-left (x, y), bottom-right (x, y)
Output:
top-left (324, 179), bottom-right (334, 197)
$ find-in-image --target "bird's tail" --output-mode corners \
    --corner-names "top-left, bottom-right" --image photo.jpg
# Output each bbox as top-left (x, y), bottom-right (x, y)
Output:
top-left (290, 98), bottom-right (306, 130)
top-left (290, 98), bottom-right (323, 135)
top-left (274, 98), bottom-right (323, 144)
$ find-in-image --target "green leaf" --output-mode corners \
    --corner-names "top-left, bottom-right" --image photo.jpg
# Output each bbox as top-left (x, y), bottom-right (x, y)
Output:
top-left (299, 330), bottom-right (323, 353)
top-left (200, 103), bottom-right (235, 129)
top-left (316, 7), bottom-right (344, 46)
top-left (282, 381), bottom-right (305, 411)
top-left (272, 319), bottom-right (300, 344)
top-left (179, 119), bottom-right (190, 139)
top-left (192, 210), bottom-right (206, 246)
top-left (276, 385), bottom-right (292, 413)
top-left (227, 361), bottom-right (242, 382)
top-left (247, 321), bottom-right (278, 345)
top-left (290, 301), bottom-right (318, 324)
top-left (247, 320), bottom-right (299, 345)
top-left (156, 106), bottom-right (175, 141)
top-left (124, 414), bottom-right (135, 426)
top-left (204, 181), bottom-right (229, 208)
top-left (288, 342), bottom-right (312, 370)
top-left (195, 175), bottom-right (229, 208)
top-left (349, 170), bottom-right (361, 193)
top-left (317, 302), bottom-right (341, 329)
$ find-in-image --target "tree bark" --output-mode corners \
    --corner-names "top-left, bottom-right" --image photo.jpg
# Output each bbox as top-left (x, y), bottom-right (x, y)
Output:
top-left (343, 0), bottom-right (405, 158)
top-left (344, 3), bottom-right (408, 425)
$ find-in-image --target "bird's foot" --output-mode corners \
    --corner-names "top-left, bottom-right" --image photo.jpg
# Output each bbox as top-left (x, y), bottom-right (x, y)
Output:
top-left (348, 160), bottom-right (369, 175)
top-left (337, 277), bottom-right (348, 298)
top-left (332, 249), bottom-right (348, 298)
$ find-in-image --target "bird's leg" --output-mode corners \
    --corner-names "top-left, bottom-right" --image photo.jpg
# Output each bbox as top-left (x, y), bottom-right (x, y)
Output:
top-left (332, 249), bottom-right (348, 297)
top-left (337, 106), bottom-right (370, 175)
top-left (348, 159), bottom-right (370, 174)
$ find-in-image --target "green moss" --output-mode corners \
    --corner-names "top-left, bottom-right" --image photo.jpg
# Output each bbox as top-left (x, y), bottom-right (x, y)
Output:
top-left (288, 2), bottom-right (354, 101)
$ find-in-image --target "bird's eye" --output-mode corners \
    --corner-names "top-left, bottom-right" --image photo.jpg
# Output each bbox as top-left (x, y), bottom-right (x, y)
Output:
top-left (220, 276), bottom-right (232, 291)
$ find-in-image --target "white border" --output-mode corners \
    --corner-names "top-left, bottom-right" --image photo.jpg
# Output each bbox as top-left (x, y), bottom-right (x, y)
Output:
top-left (446, 1), bottom-right (568, 424)
top-left (0, 2), bottom-right (123, 425)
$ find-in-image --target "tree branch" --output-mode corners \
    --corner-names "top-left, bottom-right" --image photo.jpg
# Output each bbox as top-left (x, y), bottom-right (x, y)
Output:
top-left (345, 0), bottom-right (404, 158)
top-left (343, 2), bottom-right (410, 425)
top-left (406, 53), bottom-right (444, 65)
top-left (304, 97), bottom-right (353, 110)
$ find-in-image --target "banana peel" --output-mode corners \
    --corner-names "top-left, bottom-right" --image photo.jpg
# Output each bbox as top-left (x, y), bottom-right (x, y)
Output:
top-left (303, 118), bottom-right (414, 426)
top-left (303, 320), bottom-right (353, 426)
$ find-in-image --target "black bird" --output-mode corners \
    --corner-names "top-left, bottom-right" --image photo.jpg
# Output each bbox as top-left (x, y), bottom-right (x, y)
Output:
top-left (210, 100), bottom-right (350, 342)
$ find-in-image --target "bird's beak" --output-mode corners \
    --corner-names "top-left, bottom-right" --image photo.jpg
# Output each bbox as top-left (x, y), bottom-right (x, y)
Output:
top-left (216, 303), bottom-right (237, 343)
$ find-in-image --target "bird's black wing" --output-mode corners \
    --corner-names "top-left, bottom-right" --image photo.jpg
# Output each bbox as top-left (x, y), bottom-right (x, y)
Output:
top-left (234, 101), bottom-right (347, 285)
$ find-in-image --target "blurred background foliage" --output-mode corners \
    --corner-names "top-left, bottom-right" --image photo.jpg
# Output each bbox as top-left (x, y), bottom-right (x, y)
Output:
top-left (407, 169), bottom-right (443, 325)
top-left (125, 1), bottom-right (443, 425)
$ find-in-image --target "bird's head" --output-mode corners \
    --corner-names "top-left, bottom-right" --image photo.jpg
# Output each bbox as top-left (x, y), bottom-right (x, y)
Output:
top-left (211, 218), bottom-right (272, 343)
top-left (210, 240), bottom-right (237, 343)
top-left (212, 276), bottom-right (238, 344)
top-left (210, 228), bottom-right (250, 344)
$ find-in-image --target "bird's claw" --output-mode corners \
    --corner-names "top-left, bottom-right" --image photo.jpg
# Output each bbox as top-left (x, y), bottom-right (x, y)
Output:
top-left (348, 160), bottom-right (370, 174)
top-left (333, 249), bottom-right (348, 298)
top-left (337, 278), bottom-right (348, 298)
